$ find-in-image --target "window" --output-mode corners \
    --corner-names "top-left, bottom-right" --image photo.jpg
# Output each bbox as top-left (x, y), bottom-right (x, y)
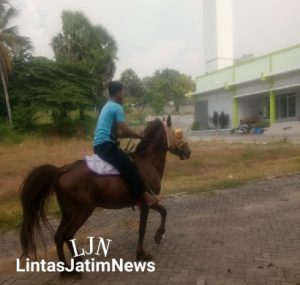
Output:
top-left (288, 94), bottom-right (296, 117)
top-left (275, 93), bottom-right (296, 119)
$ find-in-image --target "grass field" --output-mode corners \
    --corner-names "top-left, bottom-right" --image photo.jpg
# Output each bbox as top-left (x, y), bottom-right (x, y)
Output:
top-left (1, 137), bottom-right (300, 231)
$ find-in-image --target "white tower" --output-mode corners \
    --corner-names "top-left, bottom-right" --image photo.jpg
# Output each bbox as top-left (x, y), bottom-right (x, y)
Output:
top-left (203, 0), bottom-right (234, 73)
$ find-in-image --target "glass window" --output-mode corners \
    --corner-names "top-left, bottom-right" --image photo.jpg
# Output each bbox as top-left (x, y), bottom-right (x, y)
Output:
top-left (281, 95), bottom-right (287, 118)
top-left (288, 94), bottom-right (296, 118)
top-left (275, 93), bottom-right (296, 119)
top-left (276, 95), bottom-right (283, 119)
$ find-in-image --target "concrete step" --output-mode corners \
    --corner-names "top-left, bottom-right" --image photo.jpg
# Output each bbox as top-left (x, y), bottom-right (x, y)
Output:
top-left (264, 121), bottom-right (300, 135)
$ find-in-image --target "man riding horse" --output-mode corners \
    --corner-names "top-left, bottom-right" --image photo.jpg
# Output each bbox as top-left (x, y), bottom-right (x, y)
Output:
top-left (93, 81), bottom-right (157, 207)
top-left (19, 82), bottom-right (191, 270)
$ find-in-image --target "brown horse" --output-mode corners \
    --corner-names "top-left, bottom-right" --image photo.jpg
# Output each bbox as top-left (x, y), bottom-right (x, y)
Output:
top-left (19, 115), bottom-right (191, 273)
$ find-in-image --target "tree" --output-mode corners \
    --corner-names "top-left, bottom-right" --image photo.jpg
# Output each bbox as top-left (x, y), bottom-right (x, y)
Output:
top-left (0, 0), bottom-right (32, 126)
top-left (120, 68), bottom-right (144, 104)
top-left (8, 56), bottom-right (96, 131)
top-left (142, 76), bottom-right (163, 113)
top-left (51, 11), bottom-right (118, 100)
top-left (143, 68), bottom-right (195, 113)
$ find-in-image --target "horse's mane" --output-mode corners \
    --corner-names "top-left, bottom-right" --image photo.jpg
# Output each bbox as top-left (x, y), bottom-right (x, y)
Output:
top-left (135, 119), bottom-right (164, 153)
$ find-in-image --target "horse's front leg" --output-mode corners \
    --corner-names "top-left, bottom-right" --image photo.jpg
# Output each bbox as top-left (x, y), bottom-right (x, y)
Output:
top-left (150, 203), bottom-right (167, 244)
top-left (136, 204), bottom-right (152, 261)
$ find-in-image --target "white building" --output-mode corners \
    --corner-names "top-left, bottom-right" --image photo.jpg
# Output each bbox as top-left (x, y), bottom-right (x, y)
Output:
top-left (203, 0), bottom-right (234, 73)
top-left (193, 0), bottom-right (300, 130)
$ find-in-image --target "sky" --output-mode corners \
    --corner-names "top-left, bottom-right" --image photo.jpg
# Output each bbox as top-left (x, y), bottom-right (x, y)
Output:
top-left (10, 0), bottom-right (300, 79)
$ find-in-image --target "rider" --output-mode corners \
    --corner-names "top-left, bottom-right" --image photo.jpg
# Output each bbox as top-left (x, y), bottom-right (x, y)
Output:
top-left (93, 81), bottom-right (156, 207)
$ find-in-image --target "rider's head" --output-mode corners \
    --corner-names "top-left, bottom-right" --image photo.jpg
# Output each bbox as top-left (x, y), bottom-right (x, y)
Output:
top-left (108, 81), bottom-right (123, 103)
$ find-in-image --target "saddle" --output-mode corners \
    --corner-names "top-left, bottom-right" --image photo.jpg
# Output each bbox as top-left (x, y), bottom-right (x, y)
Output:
top-left (84, 153), bottom-right (161, 194)
top-left (84, 154), bottom-right (120, 175)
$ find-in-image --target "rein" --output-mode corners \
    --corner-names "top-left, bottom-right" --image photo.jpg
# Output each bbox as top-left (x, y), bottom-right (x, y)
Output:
top-left (147, 123), bottom-right (188, 156)
top-left (140, 122), bottom-right (170, 152)
top-left (162, 123), bottom-right (170, 149)
top-left (141, 139), bottom-right (169, 151)
top-left (137, 120), bottom-right (187, 155)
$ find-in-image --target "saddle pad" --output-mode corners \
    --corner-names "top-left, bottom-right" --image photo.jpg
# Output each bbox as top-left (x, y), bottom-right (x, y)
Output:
top-left (84, 154), bottom-right (120, 175)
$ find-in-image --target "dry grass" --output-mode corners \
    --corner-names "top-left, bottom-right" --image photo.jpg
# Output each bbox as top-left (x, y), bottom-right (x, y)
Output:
top-left (0, 137), bottom-right (92, 230)
top-left (162, 140), bottom-right (300, 194)
top-left (1, 137), bottom-right (300, 230)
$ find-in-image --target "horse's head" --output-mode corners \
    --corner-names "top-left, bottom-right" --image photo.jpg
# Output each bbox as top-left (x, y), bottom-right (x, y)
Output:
top-left (137, 116), bottom-right (191, 160)
top-left (164, 115), bottom-right (191, 160)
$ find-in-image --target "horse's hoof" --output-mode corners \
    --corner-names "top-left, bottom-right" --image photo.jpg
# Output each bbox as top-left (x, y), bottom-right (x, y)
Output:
top-left (154, 233), bottom-right (162, 244)
top-left (74, 256), bottom-right (83, 262)
top-left (154, 231), bottom-right (165, 245)
top-left (60, 271), bottom-right (71, 279)
top-left (71, 271), bottom-right (83, 280)
top-left (60, 270), bottom-right (82, 279)
top-left (136, 251), bottom-right (153, 261)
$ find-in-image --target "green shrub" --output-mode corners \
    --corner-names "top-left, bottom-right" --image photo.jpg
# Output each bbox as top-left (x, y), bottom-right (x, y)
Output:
top-left (219, 112), bottom-right (229, 129)
top-left (50, 111), bottom-right (97, 138)
top-left (13, 106), bottom-right (35, 131)
top-left (0, 121), bottom-right (23, 144)
top-left (213, 111), bottom-right (219, 128)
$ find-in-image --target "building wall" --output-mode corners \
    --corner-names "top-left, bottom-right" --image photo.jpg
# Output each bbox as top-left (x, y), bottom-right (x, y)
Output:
top-left (273, 72), bottom-right (300, 90)
top-left (235, 58), bottom-right (269, 83)
top-left (197, 90), bottom-right (233, 128)
top-left (196, 68), bottom-right (232, 93)
top-left (196, 83), bottom-right (300, 129)
top-left (195, 45), bottom-right (300, 129)
top-left (272, 47), bottom-right (300, 74)
top-left (235, 81), bottom-right (270, 97)
top-left (196, 45), bottom-right (300, 94)
top-left (238, 95), bottom-right (264, 121)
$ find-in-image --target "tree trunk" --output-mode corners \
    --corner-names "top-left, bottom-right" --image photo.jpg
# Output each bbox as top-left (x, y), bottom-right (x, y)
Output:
top-left (79, 106), bottom-right (85, 120)
top-left (0, 62), bottom-right (12, 126)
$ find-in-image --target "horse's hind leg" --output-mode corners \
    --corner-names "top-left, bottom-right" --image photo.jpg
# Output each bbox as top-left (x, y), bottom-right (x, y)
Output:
top-left (150, 203), bottom-right (167, 245)
top-left (136, 204), bottom-right (152, 261)
top-left (54, 213), bottom-right (70, 267)
top-left (64, 208), bottom-right (94, 261)
top-left (58, 207), bottom-right (93, 278)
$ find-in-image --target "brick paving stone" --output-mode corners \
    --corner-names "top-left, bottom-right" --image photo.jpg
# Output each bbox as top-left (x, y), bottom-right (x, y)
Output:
top-left (1, 174), bottom-right (300, 284)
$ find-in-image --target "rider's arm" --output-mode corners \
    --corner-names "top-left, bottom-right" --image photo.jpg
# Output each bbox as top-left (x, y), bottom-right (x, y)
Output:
top-left (118, 122), bottom-right (142, 139)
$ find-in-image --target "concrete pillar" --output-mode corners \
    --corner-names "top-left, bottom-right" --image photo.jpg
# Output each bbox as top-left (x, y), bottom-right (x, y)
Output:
top-left (269, 90), bottom-right (276, 125)
top-left (233, 97), bottom-right (239, 128)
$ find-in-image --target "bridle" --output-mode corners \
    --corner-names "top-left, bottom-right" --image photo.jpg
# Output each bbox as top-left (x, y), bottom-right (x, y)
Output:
top-left (139, 122), bottom-right (169, 152)
top-left (141, 122), bottom-right (188, 155)
top-left (162, 123), bottom-right (189, 157)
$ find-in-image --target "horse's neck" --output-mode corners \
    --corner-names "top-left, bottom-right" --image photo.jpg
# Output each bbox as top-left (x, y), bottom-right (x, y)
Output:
top-left (147, 147), bottom-right (166, 178)
top-left (135, 147), bottom-right (167, 179)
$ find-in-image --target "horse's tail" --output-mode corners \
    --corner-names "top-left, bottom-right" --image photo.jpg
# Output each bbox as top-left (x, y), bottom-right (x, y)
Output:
top-left (19, 164), bottom-right (59, 259)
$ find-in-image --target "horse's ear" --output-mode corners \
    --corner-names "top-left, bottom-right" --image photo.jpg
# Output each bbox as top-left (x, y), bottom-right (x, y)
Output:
top-left (167, 115), bottom-right (172, 127)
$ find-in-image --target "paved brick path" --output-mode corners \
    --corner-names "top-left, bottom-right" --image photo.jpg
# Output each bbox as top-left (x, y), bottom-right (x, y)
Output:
top-left (1, 174), bottom-right (300, 285)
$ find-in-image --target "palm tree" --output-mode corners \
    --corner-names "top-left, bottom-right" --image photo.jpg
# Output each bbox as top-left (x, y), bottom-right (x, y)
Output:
top-left (0, 0), bottom-right (31, 126)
